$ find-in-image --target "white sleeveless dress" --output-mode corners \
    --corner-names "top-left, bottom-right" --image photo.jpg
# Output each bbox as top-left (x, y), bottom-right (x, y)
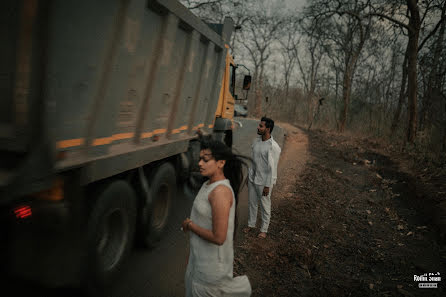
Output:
top-left (185, 179), bottom-right (251, 297)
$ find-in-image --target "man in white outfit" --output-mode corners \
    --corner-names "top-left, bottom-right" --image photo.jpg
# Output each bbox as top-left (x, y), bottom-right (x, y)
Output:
top-left (245, 117), bottom-right (281, 239)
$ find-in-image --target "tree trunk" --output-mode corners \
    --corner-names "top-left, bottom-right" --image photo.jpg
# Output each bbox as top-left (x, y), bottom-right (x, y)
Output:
top-left (338, 19), bottom-right (367, 133)
top-left (293, 94), bottom-right (299, 125)
top-left (306, 91), bottom-right (314, 124)
top-left (254, 82), bottom-right (262, 117)
top-left (339, 65), bottom-right (353, 133)
top-left (252, 68), bottom-right (262, 118)
top-left (443, 96), bottom-right (446, 151)
top-left (390, 46), bottom-right (409, 135)
top-left (406, 0), bottom-right (421, 143)
top-left (420, 1), bottom-right (446, 132)
top-left (334, 66), bottom-right (340, 130)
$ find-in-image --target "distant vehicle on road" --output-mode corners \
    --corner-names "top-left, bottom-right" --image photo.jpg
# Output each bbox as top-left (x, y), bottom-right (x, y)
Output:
top-left (234, 104), bottom-right (248, 117)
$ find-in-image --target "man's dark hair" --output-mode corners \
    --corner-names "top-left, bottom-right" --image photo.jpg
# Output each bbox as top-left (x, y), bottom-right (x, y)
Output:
top-left (261, 116), bottom-right (274, 133)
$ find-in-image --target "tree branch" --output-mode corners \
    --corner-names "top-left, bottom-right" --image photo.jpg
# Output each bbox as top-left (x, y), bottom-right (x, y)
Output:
top-left (366, 12), bottom-right (409, 30)
top-left (186, 0), bottom-right (222, 10)
top-left (418, 12), bottom-right (446, 51)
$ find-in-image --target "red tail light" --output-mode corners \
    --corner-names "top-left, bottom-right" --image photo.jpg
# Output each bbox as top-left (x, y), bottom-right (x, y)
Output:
top-left (14, 205), bottom-right (32, 219)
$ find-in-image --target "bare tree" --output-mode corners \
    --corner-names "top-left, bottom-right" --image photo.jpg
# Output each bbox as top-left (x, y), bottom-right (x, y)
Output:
top-left (182, 0), bottom-right (222, 11)
top-left (404, 0), bottom-right (421, 143)
top-left (368, 0), bottom-right (446, 144)
top-left (278, 17), bottom-right (300, 122)
top-left (181, 0), bottom-right (241, 23)
top-left (295, 14), bottom-right (330, 127)
top-left (302, 0), bottom-right (373, 133)
top-left (237, 3), bottom-right (283, 117)
top-left (278, 17), bottom-right (299, 99)
top-left (419, 1), bottom-right (446, 133)
top-left (390, 43), bottom-right (409, 136)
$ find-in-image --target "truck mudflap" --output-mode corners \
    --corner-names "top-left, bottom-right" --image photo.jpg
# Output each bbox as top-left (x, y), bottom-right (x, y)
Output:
top-left (213, 117), bottom-right (233, 131)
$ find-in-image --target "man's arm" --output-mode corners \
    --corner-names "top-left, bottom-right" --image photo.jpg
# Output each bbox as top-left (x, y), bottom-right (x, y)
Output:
top-left (263, 146), bottom-right (274, 195)
top-left (270, 141), bottom-right (281, 185)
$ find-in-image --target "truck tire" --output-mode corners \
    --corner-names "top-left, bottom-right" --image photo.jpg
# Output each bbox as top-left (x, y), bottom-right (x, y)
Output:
top-left (180, 142), bottom-right (205, 196)
top-left (186, 142), bottom-right (205, 191)
top-left (85, 180), bottom-right (136, 293)
top-left (212, 131), bottom-right (225, 143)
top-left (141, 162), bottom-right (176, 247)
top-left (188, 171), bottom-right (205, 191)
top-left (212, 130), bottom-right (232, 147)
top-left (224, 130), bottom-right (233, 147)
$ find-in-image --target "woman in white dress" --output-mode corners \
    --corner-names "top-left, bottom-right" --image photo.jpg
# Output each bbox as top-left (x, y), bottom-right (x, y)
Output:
top-left (182, 138), bottom-right (252, 297)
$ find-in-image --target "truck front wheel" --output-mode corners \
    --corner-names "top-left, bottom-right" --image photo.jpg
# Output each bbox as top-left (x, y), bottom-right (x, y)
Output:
top-left (213, 130), bottom-right (232, 147)
top-left (85, 180), bottom-right (136, 293)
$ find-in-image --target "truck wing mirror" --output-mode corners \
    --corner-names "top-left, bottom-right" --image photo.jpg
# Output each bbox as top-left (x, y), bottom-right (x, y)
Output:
top-left (243, 75), bottom-right (251, 90)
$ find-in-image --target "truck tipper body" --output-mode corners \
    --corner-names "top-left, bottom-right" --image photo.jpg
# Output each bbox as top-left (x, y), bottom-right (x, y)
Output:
top-left (0, 0), bottom-right (241, 290)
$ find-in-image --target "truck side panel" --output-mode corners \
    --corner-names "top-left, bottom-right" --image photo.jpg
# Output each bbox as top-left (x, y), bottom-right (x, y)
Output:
top-left (187, 37), bottom-right (212, 134)
top-left (0, 1), bottom-right (20, 140)
top-left (47, 0), bottom-right (228, 179)
top-left (46, 0), bottom-right (120, 150)
top-left (0, 0), bottom-right (232, 197)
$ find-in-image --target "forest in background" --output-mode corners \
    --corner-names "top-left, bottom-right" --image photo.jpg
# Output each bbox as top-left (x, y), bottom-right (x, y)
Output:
top-left (181, 0), bottom-right (446, 166)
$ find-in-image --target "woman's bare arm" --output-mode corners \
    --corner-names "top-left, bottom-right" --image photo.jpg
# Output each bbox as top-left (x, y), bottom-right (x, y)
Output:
top-left (182, 185), bottom-right (233, 245)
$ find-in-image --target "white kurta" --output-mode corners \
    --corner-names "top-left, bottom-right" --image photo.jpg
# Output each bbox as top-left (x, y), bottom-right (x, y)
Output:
top-left (247, 136), bottom-right (281, 232)
top-left (185, 179), bottom-right (251, 297)
top-left (248, 136), bottom-right (281, 187)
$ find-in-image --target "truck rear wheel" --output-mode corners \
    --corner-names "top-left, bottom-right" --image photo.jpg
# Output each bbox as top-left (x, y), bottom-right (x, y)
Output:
top-left (141, 162), bottom-right (176, 247)
top-left (85, 180), bottom-right (136, 293)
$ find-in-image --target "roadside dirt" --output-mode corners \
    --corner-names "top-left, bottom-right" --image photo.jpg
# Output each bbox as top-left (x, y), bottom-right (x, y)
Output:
top-left (234, 124), bottom-right (446, 297)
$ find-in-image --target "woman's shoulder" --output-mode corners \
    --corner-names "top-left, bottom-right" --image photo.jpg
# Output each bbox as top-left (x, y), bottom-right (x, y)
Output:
top-left (213, 183), bottom-right (233, 195)
top-left (208, 180), bottom-right (234, 201)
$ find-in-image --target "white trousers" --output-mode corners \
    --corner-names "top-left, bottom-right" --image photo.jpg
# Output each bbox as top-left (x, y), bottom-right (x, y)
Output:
top-left (248, 181), bottom-right (272, 233)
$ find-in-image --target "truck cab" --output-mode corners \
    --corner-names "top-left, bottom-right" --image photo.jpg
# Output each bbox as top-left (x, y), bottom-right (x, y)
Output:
top-left (215, 52), bottom-right (237, 120)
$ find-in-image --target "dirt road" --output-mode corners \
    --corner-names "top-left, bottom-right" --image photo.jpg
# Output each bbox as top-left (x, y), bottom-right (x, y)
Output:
top-left (235, 124), bottom-right (445, 297)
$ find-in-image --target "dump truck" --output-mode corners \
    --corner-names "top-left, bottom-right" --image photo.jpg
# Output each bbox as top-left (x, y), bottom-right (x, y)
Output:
top-left (0, 0), bottom-right (250, 291)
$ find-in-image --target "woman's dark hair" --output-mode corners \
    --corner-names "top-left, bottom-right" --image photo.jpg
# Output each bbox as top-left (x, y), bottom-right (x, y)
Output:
top-left (200, 136), bottom-right (251, 237)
